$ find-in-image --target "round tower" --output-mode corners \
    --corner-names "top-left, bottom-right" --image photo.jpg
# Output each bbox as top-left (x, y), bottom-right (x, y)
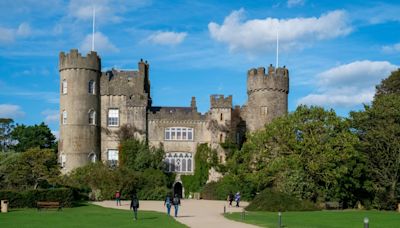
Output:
top-left (59, 49), bottom-right (101, 173)
top-left (245, 64), bottom-right (289, 132)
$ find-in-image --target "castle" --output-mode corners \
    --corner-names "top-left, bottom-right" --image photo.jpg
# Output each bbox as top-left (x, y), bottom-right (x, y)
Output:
top-left (58, 49), bottom-right (289, 182)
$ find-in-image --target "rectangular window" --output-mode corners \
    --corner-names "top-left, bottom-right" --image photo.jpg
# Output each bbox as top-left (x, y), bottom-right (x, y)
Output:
top-left (188, 129), bottom-right (193, 140)
top-left (108, 109), bottom-right (119, 127)
top-left (62, 111), bottom-right (67, 125)
top-left (177, 128), bottom-right (181, 140)
top-left (60, 154), bottom-right (66, 168)
top-left (164, 127), bottom-right (194, 141)
top-left (107, 149), bottom-right (119, 161)
top-left (165, 131), bottom-right (170, 140)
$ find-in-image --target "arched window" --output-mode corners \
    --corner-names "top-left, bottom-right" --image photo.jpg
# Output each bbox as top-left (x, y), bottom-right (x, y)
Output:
top-left (220, 113), bottom-right (223, 121)
top-left (89, 110), bottom-right (96, 125)
top-left (182, 159), bottom-right (187, 172)
top-left (88, 80), bottom-right (95, 94)
top-left (62, 79), bottom-right (67, 94)
top-left (89, 153), bottom-right (96, 163)
top-left (220, 133), bottom-right (223, 142)
top-left (170, 158), bottom-right (175, 172)
top-left (187, 158), bottom-right (192, 172)
top-left (62, 110), bottom-right (67, 124)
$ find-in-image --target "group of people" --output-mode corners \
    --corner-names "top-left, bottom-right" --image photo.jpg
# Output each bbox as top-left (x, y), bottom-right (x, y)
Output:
top-left (227, 192), bottom-right (241, 207)
top-left (115, 190), bottom-right (181, 221)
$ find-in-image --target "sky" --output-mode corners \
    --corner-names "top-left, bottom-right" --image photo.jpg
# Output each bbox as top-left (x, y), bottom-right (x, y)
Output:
top-left (1, 0), bottom-right (400, 137)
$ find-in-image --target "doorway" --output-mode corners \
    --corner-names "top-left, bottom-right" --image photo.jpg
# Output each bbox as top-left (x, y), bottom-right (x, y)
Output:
top-left (173, 182), bottom-right (183, 198)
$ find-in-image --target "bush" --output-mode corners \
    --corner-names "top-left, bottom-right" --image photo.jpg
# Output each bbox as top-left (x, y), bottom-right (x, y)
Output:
top-left (0, 188), bottom-right (77, 208)
top-left (246, 188), bottom-right (318, 212)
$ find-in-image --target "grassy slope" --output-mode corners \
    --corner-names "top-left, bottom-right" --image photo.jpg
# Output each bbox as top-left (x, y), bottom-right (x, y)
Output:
top-left (225, 210), bottom-right (400, 228)
top-left (0, 204), bottom-right (187, 228)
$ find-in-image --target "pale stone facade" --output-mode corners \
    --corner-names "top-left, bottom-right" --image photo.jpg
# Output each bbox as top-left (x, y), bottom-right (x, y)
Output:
top-left (58, 50), bottom-right (289, 180)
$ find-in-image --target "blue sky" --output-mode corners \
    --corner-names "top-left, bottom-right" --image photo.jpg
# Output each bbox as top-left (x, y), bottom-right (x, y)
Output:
top-left (1, 0), bottom-right (400, 137)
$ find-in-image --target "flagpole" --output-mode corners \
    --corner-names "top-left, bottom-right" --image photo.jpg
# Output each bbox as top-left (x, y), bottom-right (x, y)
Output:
top-left (92, 7), bottom-right (95, 51)
top-left (276, 25), bottom-right (279, 69)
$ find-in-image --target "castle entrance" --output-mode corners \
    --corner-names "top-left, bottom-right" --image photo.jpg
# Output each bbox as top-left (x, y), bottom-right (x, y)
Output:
top-left (173, 182), bottom-right (183, 199)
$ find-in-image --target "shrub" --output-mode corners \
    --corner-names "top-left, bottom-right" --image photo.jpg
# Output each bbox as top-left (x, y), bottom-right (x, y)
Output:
top-left (246, 188), bottom-right (318, 212)
top-left (0, 188), bottom-right (77, 208)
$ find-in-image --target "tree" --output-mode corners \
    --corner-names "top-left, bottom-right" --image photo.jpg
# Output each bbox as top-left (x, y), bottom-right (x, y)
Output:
top-left (375, 69), bottom-right (400, 97)
top-left (0, 147), bottom-right (59, 190)
top-left (350, 94), bottom-right (400, 209)
top-left (11, 122), bottom-right (56, 152)
top-left (0, 118), bottom-right (14, 152)
top-left (233, 105), bottom-right (361, 205)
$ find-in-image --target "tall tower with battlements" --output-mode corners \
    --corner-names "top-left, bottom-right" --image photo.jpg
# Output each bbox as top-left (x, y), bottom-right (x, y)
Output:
top-left (244, 64), bottom-right (289, 132)
top-left (59, 49), bottom-right (101, 173)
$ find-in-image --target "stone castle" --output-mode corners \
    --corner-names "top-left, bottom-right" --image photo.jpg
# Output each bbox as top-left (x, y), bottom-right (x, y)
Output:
top-left (58, 49), bottom-right (289, 179)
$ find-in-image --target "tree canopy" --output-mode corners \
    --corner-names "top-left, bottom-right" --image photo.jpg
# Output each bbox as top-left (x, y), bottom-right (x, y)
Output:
top-left (0, 118), bottom-right (14, 152)
top-left (11, 122), bottom-right (56, 152)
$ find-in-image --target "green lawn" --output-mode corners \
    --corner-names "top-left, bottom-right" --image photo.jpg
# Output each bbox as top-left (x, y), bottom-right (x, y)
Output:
top-left (0, 203), bottom-right (187, 228)
top-left (225, 210), bottom-right (400, 228)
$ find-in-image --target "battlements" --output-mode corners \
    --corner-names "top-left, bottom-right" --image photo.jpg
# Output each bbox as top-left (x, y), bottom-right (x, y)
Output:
top-left (210, 95), bottom-right (232, 108)
top-left (247, 64), bottom-right (289, 94)
top-left (59, 49), bottom-right (101, 72)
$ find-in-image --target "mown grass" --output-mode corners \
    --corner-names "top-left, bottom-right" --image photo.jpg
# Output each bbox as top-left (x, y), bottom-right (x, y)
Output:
top-left (0, 203), bottom-right (187, 228)
top-left (225, 210), bottom-right (400, 228)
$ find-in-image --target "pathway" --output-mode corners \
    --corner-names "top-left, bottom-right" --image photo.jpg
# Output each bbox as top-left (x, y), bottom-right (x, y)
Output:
top-left (93, 200), bottom-right (260, 228)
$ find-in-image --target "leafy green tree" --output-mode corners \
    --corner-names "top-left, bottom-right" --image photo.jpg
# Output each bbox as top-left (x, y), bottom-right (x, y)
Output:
top-left (375, 69), bottom-right (400, 97)
top-left (350, 94), bottom-right (400, 209)
top-left (0, 118), bottom-right (14, 152)
top-left (11, 122), bottom-right (56, 152)
top-left (232, 106), bottom-right (361, 205)
top-left (0, 147), bottom-right (59, 190)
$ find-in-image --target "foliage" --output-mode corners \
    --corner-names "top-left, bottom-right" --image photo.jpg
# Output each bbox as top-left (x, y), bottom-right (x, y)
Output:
top-left (0, 147), bottom-right (59, 190)
top-left (0, 188), bottom-right (76, 208)
top-left (375, 69), bottom-right (400, 97)
top-left (201, 174), bottom-right (256, 201)
top-left (350, 94), bottom-right (400, 210)
top-left (119, 138), bottom-right (165, 171)
top-left (181, 144), bottom-right (217, 195)
top-left (0, 204), bottom-right (186, 228)
top-left (10, 122), bottom-right (56, 152)
top-left (226, 105), bottom-right (362, 206)
top-left (246, 188), bottom-right (318, 211)
top-left (0, 118), bottom-right (14, 152)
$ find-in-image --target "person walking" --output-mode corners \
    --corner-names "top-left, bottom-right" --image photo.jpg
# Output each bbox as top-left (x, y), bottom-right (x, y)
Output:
top-left (172, 194), bottom-right (181, 217)
top-left (164, 194), bottom-right (172, 216)
top-left (227, 192), bottom-right (234, 207)
top-left (235, 192), bottom-right (241, 207)
top-left (115, 190), bottom-right (121, 206)
top-left (130, 193), bottom-right (140, 220)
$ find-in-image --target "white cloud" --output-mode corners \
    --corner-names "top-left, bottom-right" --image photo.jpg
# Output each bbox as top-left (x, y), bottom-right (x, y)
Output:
top-left (80, 32), bottom-right (119, 54)
top-left (147, 31), bottom-right (187, 46)
top-left (382, 43), bottom-right (400, 54)
top-left (0, 27), bottom-right (15, 44)
top-left (0, 22), bottom-right (34, 44)
top-left (287, 0), bottom-right (305, 8)
top-left (16, 22), bottom-right (32, 37)
top-left (298, 60), bottom-right (398, 107)
top-left (41, 109), bottom-right (59, 123)
top-left (208, 9), bottom-right (351, 54)
top-left (0, 104), bottom-right (25, 118)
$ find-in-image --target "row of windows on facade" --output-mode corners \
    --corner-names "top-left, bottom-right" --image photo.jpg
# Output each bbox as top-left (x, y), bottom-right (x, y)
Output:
top-left (61, 80), bottom-right (95, 94)
top-left (60, 151), bottom-right (193, 173)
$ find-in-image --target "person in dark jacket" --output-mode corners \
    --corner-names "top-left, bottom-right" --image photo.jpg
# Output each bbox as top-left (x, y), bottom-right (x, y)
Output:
top-left (164, 194), bottom-right (172, 216)
top-left (172, 194), bottom-right (181, 217)
top-left (130, 193), bottom-right (139, 220)
top-left (227, 192), bottom-right (234, 206)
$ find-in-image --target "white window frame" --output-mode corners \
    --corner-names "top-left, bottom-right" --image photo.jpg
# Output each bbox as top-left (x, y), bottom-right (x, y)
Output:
top-left (62, 79), bottom-right (67, 94)
top-left (89, 110), bottom-right (96, 125)
top-left (165, 152), bottom-right (193, 173)
top-left (107, 149), bottom-right (119, 167)
top-left (60, 154), bottom-right (66, 168)
top-left (108, 109), bottom-right (119, 127)
top-left (88, 80), bottom-right (95, 94)
top-left (164, 127), bottom-right (194, 141)
top-left (62, 110), bottom-right (67, 124)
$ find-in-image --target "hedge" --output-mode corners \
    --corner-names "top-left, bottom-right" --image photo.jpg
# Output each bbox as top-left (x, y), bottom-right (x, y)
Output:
top-left (0, 188), bottom-right (77, 208)
top-left (246, 188), bottom-right (318, 212)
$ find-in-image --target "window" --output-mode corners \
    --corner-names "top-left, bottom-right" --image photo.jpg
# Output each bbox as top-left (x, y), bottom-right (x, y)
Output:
top-left (165, 152), bottom-right (193, 173)
top-left (261, 106), bottom-right (268, 116)
top-left (89, 153), bottom-right (96, 163)
top-left (220, 133), bottom-right (223, 142)
top-left (220, 113), bottom-right (223, 121)
top-left (88, 80), bottom-right (95, 94)
top-left (62, 110), bottom-right (67, 124)
top-left (108, 109), bottom-right (119, 127)
top-left (62, 79), bottom-right (67, 94)
top-left (164, 127), bottom-right (194, 141)
top-left (89, 110), bottom-right (96, 125)
top-left (107, 149), bottom-right (118, 167)
top-left (60, 154), bottom-right (66, 168)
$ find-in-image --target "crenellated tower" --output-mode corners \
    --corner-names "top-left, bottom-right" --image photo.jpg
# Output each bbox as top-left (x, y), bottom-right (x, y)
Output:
top-left (244, 64), bottom-right (289, 132)
top-left (59, 49), bottom-right (101, 173)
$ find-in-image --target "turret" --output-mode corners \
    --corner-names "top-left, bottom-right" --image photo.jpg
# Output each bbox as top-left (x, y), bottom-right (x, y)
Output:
top-left (245, 64), bottom-right (289, 132)
top-left (59, 49), bottom-right (101, 173)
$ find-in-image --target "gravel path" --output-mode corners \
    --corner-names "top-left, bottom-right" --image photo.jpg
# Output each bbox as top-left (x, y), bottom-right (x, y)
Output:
top-left (93, 200), bottom-right (260, 228)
